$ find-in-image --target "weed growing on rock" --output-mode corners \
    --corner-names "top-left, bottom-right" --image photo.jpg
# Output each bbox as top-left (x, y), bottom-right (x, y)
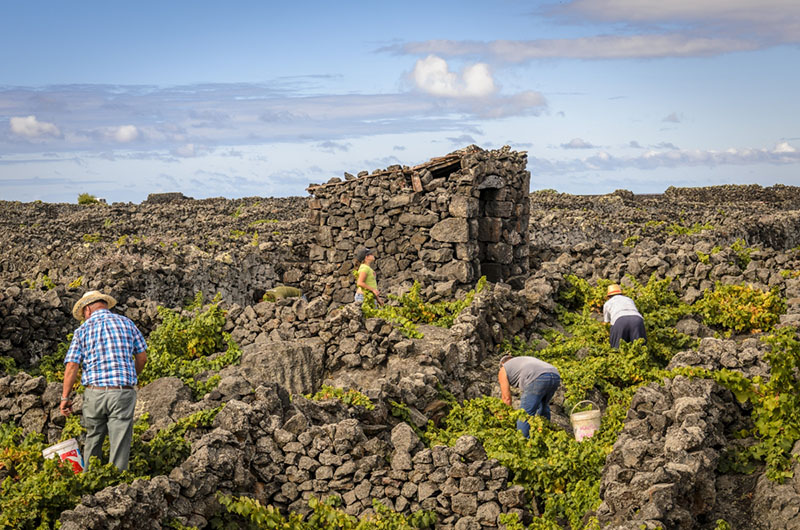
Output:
top-left (0, 356), bottom-right (18, 375)
top-left (215, 493), bottom-right (436, 529)
top-left (30, 333), bottom-right (72, 382)
top-left (67, 276), bottom-right (83, 289)
top-left (622, 236), bottom-right (640, 247)
top-left (731, 238), bottom-right (757, 269)
top-left (666, 219), bottom-right (714, 235)
top-left (248, 219), bottom-right (278, 227)
top-left (307, 385), bottom-right (375, 410)
top-left (82, 233), bottom-right (101, 243)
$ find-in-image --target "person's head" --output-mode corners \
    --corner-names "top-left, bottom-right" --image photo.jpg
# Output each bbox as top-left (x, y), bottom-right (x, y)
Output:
top-left (606, 284), bottom-right (623, 298)
top-left (72, 290), bottom-right (117, 321)
top-left (499, 355), bottom-right (514, 366)
top-left (354, 247), bottom-right (375, 264)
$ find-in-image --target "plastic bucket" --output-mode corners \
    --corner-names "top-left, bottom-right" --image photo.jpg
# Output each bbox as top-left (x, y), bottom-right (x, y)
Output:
top-left (42, 438), bottom-right (84, 474)
top-left (570, 400), bottom-right (601, 442)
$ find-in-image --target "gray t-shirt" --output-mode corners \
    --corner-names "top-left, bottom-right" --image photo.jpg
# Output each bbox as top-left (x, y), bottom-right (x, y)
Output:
top-left (603, 295), bottom-right (643, 325)
top-left (503, 356), bottom-right (559, 390)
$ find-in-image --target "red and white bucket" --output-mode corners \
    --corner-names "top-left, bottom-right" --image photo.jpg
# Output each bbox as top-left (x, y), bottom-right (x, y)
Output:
top-left (42, 438), bottom-right (84, 474)
top-left (570, 400), bottom-right (602, 442)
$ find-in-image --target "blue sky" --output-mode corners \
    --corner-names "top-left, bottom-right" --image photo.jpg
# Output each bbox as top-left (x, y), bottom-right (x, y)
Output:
top-left (1, 0), bottom-right (798, 203)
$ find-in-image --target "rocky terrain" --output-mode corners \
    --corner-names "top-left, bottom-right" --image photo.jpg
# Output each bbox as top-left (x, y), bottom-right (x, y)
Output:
top-left (2, 151), bottom-right (800, 529)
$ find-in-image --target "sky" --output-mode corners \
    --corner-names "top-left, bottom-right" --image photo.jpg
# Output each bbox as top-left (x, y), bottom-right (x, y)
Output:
top-left (1, 0), bottom-right (799, 203)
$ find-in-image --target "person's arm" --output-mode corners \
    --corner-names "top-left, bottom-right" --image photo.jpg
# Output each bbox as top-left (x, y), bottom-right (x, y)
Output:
top-left (60, 362), bottom-right (80, 416)
top-left (134, 351), bottom-right (147, 376)
top-left (498, 367), bottom-right (512, 406)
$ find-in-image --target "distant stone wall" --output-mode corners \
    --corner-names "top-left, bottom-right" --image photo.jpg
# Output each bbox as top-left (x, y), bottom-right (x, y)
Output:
top-left (306, 146), bottom-right (531, 303)
top-left (664, 184), bottom-right (800, 205)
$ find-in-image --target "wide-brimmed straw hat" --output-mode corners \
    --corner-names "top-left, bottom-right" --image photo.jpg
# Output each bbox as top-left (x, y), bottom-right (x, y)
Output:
top-left (72, 290), bottom-right (117, 320)
top-left (606, 284), bottom-right (623, 297)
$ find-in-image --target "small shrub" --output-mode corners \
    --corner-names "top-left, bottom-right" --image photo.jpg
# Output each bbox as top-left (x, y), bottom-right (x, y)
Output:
top-left (731, 238), bottom-right (757, 269)
top-left (139, 293), bottom-right (242, 397)
top-left (694, 283), bottom-right (785, 333)
top-left (77, 193), bottom-right (99, 205)
top-left (622, 236), bottom-right (640, 247)
top-left (667, 219), bottom-right (714, 235)
top-left (307, 385), bottom-right (375, 410)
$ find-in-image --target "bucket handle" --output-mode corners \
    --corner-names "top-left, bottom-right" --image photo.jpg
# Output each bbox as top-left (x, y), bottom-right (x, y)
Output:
top-left (570, 400), bottom-right (598, 416)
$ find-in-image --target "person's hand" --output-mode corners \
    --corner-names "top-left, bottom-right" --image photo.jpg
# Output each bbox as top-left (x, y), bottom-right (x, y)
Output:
top-left (60, 398), bottom-right (72, 416)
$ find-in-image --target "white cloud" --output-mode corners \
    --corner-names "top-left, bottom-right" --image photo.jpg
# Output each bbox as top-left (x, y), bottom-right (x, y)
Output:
top-left (531, 142), bottom-right (800, 174)
top-left (316, 140), bottom-right (351, 153)
top-left (662, 112), bottom-right (681, 123)
top-left (9, 115), bottom-right (61, 139)
top-left (562, 138), bottom-right (595, 149)
top-left (412, 55), bottom-right (495, 97)
top-left (448, 134), bottom-right (477, 145)
top-left (172, 143), bottom-right (197, 157)
top-left (402, 34), bottom-right (758, 61)
top-left (395, 1), bottom-right (800, 62)
top-left (113, 125), bottom-right (139, 143)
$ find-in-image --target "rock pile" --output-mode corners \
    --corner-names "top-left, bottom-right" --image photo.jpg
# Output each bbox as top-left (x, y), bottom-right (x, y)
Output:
top-left (58, 383), bottom-right (530, 530)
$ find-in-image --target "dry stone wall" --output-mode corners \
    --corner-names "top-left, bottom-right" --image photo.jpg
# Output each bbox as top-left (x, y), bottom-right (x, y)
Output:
top-left (57, 382), bottom-right (530, 530)
top-left (307, 145), bottom-right (530, 303)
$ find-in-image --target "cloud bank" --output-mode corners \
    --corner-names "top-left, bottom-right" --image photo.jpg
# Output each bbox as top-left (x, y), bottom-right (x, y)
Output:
top-left (9, 115), bottom-right (61, 139)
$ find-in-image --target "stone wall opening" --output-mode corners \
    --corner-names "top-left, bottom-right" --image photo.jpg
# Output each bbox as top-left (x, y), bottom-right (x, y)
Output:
top-left (478, 185), bottom-right (504, 283)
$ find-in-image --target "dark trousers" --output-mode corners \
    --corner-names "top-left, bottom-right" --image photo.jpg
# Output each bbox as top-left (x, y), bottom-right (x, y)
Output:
top-left (610, 315), bottom-right (647, 348)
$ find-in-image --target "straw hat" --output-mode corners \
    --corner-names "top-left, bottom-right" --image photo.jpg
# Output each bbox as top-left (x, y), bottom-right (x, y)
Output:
top-left (606, 284), bottom-right (623, 297)
top-left (72, 290), bottom-right (116, 320)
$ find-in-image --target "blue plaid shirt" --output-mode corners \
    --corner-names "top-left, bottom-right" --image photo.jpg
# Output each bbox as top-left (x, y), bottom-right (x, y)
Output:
top-left (64, 309), bottom-right (147, 386)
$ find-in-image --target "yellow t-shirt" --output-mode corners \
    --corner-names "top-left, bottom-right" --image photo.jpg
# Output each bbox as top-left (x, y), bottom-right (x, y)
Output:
top-left (357, 263), bottom-right (377, 294)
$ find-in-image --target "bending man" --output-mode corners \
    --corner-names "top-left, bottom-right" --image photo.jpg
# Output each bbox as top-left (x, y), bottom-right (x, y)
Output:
top-left (498, 355), bottom-right (561, 438)
top-left (60, 290), bottom-right (148, 471)
top-left (603, 284), bottom-right (646, 348)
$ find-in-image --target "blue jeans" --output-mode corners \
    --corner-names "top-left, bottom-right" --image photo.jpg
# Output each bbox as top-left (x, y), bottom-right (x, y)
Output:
top-left (516, 372), bottom-right (561, 438)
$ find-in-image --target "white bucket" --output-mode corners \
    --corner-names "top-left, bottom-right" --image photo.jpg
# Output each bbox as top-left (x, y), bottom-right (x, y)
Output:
top-left (570, 400), bottom-right (602, 442)
top-left (42, 438), bottom-right (84, 474)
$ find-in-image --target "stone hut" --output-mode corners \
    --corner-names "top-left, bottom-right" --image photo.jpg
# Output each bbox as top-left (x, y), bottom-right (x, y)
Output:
top-left (306, 145), bottom-right (531, 303)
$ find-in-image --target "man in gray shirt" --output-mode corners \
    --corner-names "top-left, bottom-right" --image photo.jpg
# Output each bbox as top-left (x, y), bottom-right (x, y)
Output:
top-left (498, 355), bottom-right (561, 438)
top-left (603, 284), bottom-right (646, 348)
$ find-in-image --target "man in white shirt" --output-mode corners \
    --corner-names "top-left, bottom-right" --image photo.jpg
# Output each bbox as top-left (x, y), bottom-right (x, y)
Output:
top-left (602, 284), bottom-right (646, 348)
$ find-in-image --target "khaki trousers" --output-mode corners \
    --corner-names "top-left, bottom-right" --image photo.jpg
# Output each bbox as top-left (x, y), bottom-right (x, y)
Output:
top-left (82, 387), bottom-right (137, 470)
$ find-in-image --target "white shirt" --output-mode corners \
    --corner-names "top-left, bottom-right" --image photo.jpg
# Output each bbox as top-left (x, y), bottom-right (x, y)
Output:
top-left (603, 295), bottom-right (643, 325)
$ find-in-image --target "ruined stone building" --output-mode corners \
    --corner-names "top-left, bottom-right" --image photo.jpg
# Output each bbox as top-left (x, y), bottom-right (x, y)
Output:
top-left (306, 145), bottom-right (531, 303)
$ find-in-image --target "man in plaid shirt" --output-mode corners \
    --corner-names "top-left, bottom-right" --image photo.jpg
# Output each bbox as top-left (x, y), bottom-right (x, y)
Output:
top-left (60, 290), bottom-right (148, 471)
